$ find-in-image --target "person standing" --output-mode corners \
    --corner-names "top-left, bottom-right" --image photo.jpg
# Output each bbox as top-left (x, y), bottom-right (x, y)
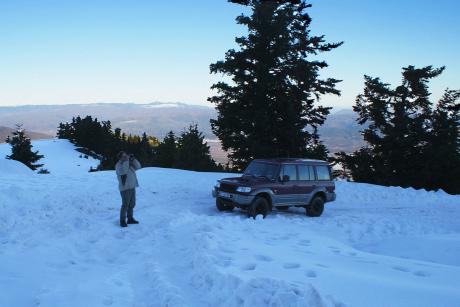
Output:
top-left (116, 151), bottom-right (142, 227)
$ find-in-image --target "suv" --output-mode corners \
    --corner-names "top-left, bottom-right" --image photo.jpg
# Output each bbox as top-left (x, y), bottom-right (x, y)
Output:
top-left (212, 158), bottom-right (336, 218)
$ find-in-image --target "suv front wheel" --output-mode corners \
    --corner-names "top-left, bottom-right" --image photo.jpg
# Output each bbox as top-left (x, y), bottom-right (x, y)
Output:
top-left (216, 198), bottom-right (234, 212)
top-left (306, 196), bottom-right (324, 217)
top-left (248, 197), bottom-right (269, 219)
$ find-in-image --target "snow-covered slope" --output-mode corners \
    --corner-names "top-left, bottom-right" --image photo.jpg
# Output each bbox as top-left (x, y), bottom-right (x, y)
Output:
top-left (0, 158), bottom-right (33, 175)
top-left (0, 140), bottom-right (459, 307)
top-left (0, 139), bottom-right (99, 175)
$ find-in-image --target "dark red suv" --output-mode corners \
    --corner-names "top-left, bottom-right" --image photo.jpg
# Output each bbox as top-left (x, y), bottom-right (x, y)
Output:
top-left (212, 158), bottom-right (336, 218)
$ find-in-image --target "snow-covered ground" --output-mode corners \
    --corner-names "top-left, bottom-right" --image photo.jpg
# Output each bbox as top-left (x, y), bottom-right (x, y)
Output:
top-left (0, 139), bottom-right (459, 307)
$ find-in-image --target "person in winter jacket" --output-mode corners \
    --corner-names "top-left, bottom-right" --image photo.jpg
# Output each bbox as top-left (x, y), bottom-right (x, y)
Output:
top-left (116, 151), bottom-right (142, 227)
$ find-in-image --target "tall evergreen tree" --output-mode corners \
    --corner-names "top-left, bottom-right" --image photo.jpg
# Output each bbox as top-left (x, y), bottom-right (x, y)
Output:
top-left (6, 125), bottom-right (44, 171)
top-left (174, 125), bottom-right (218, 172)
top-left (155, 131), bottom-right (178, 168)
top-left (422, 89), bottom-right (460, 194)
top-left (209, 0), bottom-right (342, 169)
top-left (337, 66), bottom-right (460, 194)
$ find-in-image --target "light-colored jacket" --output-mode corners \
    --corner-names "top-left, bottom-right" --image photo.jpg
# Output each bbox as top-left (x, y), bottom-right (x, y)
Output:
top-left (116, 158), bottom-right (142, 191)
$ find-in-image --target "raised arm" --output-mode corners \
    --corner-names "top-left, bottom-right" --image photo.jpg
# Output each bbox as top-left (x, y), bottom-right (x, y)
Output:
top-left (116, 160), bottom-right (130, 175)
top-left (130, 158), bottom-right (142, 170)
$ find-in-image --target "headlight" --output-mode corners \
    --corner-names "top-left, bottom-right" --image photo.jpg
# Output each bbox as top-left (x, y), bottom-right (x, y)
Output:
top-left (215, 181), bottom-right (221, 189)
top-left (236, 186), bottom-right (251, 193)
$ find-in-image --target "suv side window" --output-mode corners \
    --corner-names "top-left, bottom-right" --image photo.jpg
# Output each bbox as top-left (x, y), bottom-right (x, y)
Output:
top-left (281, 164), bottom-right (298, 181)
top-left (315, 165), bottom-right (331, 180)
top-left (298, 165), bottom-right (314, 181)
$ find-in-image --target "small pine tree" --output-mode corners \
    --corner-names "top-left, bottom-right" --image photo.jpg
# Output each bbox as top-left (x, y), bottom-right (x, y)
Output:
top-left (305, 129), bottom-right (329, 161)
top-left (6, 125), bottom-right (44, 171)
top-left (174, 124), bottom-right (218, 172)
top-left (155, 131), bottom-right (177, 168)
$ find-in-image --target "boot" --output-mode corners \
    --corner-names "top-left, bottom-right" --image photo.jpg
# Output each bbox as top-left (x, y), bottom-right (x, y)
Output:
top-left (120, 220), bottom-right (128, 227)
top-left (127, 218), bottom-right (139, 224)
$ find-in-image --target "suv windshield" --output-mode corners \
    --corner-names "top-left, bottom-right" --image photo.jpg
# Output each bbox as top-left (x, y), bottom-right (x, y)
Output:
top-left (243, 162), bottom-right (279, 179)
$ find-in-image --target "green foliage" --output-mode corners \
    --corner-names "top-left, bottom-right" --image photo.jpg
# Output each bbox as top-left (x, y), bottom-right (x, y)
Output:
top-left (58, 117), bottom-right (221, 172)
top-left (175, 124), bottom-right (220, 172)
top-left (154, 131), bottom-right (177, 168)
top-left (209, 0), bottom-right (342, 170)
top-left (5, 125), bottom-right (44, 171)
top-left (57, 116), bottom-right (158, 170)
top-left (336, 66), bottom-right (460, 194)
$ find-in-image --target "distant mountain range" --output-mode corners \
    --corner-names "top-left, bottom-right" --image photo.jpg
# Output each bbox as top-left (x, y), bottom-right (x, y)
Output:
top-left (0, 103), bottom-right (364, 157)
top-left (0, 102), bottom-right (215, 138)
top-left (319, 109), bottom-right (365, 153)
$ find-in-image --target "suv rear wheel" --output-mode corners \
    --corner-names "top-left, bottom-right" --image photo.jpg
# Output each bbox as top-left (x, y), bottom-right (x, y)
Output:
top-left (216, 198), bottom-right (234, 212)
top-left (306, 196), bottom-right (324, 217)
top-left (248, 197), bottom-right (269, 219)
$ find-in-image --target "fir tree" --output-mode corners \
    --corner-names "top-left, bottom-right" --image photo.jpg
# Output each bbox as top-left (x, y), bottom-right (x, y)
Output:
top-left (338, 66), bottom-right (460, 194)
top-left (422, 89), bottom-right (460, 194)
top-left (6, 125), bottom-right (44, 171)
top-left (209, 0), bottom-right (342, 169)
top-left (306, 128), bottom-right (329, 161)
top-left (174, 124), bottom-right (218, 172)
top-left (56, 116), bottom-right (159, 170)
top-left (155, 131), bottom-right (178, 168)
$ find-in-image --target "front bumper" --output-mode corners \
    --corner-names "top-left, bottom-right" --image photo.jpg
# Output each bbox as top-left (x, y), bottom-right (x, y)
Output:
top-left (212, 188), bottom-right (255, 205)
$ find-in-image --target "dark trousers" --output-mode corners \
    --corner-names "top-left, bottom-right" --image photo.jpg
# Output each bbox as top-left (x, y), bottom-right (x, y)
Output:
top-left (120, 188), bottom-right (136, 222)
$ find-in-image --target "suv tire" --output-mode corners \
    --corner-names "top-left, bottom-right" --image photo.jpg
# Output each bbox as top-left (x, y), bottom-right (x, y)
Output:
top-left (248, 197), bottom-right (269, 219)
top-left (306, 196), bottom-right (324, 217)
top-left (216, 198), bottom-right (234, 212)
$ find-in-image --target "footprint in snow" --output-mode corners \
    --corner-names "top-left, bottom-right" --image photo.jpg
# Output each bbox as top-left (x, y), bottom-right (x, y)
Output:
top-left (413, 270), bottom-right (431, 277)
top-left (305, 270), bottom-right (317, 278)
top-left (113, 279), bottom-right (124, 287)
top-left (254, 255), bottom-right (273, 262)
top-left (316, 263), bottom-right (329, 268)
top-left (283, 263), bottom-right (301, 269)
top-left (328, 246), bottom-right (342, 253)
top-left (102, 296), bottom-right (113, 306)
top-left (241, 263), bottom-right (257, 271)
top-left (298, 240), bottom-right (311, 246)
top-left (392, 266), bottom-right (411, 273)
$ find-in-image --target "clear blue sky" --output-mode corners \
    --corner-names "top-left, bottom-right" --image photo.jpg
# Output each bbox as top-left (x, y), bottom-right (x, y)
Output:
top-left (1, 0), bottom-right (459, 109)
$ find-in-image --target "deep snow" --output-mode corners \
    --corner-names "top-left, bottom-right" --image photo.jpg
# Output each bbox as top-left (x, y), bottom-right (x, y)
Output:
top-left (0, 139), bottom-right (459, 307)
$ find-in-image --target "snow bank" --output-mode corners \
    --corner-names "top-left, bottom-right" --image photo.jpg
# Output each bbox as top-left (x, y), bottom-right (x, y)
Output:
top-left (0, 158), bottom-right (33, 176)
top-left (0, 138), bottom-right (100, 175)
top-left (29, 139), bottom-right (100, 175)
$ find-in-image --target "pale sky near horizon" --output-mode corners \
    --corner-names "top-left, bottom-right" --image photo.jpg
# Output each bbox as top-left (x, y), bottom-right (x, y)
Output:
top-left (1, 0), bottom-right (459, 109)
